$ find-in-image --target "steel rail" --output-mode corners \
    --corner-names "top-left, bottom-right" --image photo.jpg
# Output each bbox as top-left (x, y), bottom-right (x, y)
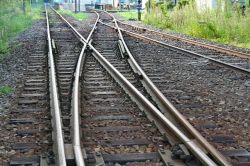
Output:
top-left (117, 21), bottom-right (250, 60)
top-left (48, 7), bottom-right (226, 165)
top-left (88, 41), bottom-right (217, 166)
top-left (49, 7), bottom-right (87, 43)
top-left (49, 8), bottom-right (217, 165)
top-left (45, 5), bottom-right (67, 166)
top-left (120, 28), bottom-right (250, 76)
top-left (50, 6), bottom-right (100, 166)
top-left (72, 45), bottom-right (86, 166)
top-left (104, 11), bottom-right (231, 166)
top-left (71, 11), bottom-right (99, 166)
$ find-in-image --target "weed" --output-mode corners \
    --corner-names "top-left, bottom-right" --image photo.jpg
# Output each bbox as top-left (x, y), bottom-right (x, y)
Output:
top-left (0, 86), bottom-right (13, 94)
top-left (58, 10), bottom-right (88, 20)
top-left (142, 1), bottom-right (250, 49)
top-left (0, 0), bottom-right (41, 55)
top-left (117, 11), bottom-right (144, 20)
top-left (14, 42), bottom-right (23, 48)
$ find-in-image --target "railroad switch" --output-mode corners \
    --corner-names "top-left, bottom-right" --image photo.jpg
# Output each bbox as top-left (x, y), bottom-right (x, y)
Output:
top-left (141, 123), bottom-right (152, 129)
top-left (44, 125), bottom-right (53, 132)
top-left (118, 40), bottom-right (126, 59)
top-left (171, 144), bottom-right (191, 162)
top-left (51, 39), bottom-right (58, 55)
top-left (136, 111), bottom-right (146, 117)
top-left (77, 41), bottom-right (84, 48)
top-left (134, 71), bottom-right (143, 79)
top-left (82, 148), bottom-right (105, 166)
top-left (46, 149), bottom-right (56, 165)
top-left (85, 45), bottom-right (93, 53)
top-left (158, 149), bottom-right (186, 166)
top-left (151, 136), bottom-right (168, 143)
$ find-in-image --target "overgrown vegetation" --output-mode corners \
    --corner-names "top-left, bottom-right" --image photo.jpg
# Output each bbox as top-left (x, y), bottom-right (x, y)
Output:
top-left (143, 0), bottom-right (250, 49)
top-left (58, 10), bottom-right (88, 20)
top-left (0, 86), bottom-right (13, 94)
top-left (0, 0), bottom-right (41, 54)
top-left (117, 11), bottom-right (145, 20)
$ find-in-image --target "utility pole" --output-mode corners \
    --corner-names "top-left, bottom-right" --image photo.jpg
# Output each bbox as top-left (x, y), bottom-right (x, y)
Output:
top-left (148, 0), bottom-right (150, 14)
top-left (137, 0), bottom-right (141, 21)
top-left (79, 0), bottom-right (80, 11)
top-left (75, 0), bottom-right (77, 12)
top-left (23, 0), bottom-right (26, 13)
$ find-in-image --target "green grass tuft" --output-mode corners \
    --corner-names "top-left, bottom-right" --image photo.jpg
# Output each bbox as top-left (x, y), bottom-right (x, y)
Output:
top-left (117, 11), bottom-right (145, 20)
top-left (0, 86), bottom-right (13, 94)
top-left (58, 10), bottom-right (88, 20)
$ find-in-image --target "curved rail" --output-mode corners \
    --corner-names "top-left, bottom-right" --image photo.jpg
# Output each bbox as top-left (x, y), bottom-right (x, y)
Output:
top-left (118, 21), bottom-right (250, 60)
top-left (72, 11), bottom-right (99, 166)
top-left (88, 41), bottom-right (218, 166)
top-left (47, 8), bottom-right (229, 165)
top-left (104, 11), bottom-right (230, 166)
top-left (45, 5), bottom-right (67, 166)
top-left (49, 7), bottom-right (99, 166)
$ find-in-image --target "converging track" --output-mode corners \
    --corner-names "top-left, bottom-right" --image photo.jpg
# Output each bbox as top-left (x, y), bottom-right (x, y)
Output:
top-left (7, 5), bottom-right (250, 166)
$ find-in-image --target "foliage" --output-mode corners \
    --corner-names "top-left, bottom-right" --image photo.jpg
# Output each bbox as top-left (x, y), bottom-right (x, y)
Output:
top-left (0, 0), bottom-right (41, 54)
top-left (0, 86), bottom-right (13, 94)
top-left (159, 2), bottom-right (174, 15)
top-left (57, 10), bottom-right (88, 20)
top-left (117, 11), bottom-right (145, 20)
top-left (143, 1), bottom-right (250, 49)
top-left (177, 0), bottom-right (194, 9)
top-left (145, 0), bottom-right (157, 12)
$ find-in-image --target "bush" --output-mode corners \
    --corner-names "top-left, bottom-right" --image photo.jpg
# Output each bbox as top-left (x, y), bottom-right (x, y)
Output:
top-left (0, 86), bottom-right (12, 94)
top-left (143, 0), bottom-right (250, 49)
top-left (58, 10), bottom-right (88, 20)
top-left (0, 0), bottom-right (41, 54)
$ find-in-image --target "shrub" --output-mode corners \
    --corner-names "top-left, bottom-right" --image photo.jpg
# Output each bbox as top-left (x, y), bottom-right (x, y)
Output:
top-left (0, 86), bottom-right (13, 94)
top-left (143, 0), bottom-right (250, 49)
top-left (0, 0), bottom-right (41, 54)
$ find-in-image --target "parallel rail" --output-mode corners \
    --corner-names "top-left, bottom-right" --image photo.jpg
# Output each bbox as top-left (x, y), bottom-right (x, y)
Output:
top-left (45, 5), bottom-right (67, 166)
top-left (46, 7), bottom-right (232, 166)
top-left (104, 11), bottom-right (230, 166)
top-left (117, 21), bottom-right (250, 60)
top-left (118, 28), bottom-right (250, 76)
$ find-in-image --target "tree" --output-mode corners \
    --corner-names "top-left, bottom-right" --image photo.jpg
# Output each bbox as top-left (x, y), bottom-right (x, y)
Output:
top-left (177, 0), bottom-right (194, 9)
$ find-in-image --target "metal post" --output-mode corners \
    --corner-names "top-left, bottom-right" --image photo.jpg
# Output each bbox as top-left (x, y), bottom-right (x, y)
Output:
top-left (78, 0), bottom-right (80, 11)
top-left (148, 0), bottom-right (150, 14)
top-left (137, 0), bottom-right (141, 21)
top-left (75, 0), bottom-right (77, 12)
top-left (23, 0), bottom-right (26, 13)
top-left (138, 10), bottom-right (141, 20)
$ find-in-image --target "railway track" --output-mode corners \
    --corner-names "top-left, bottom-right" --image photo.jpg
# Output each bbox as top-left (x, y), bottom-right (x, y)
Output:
top-left (8, 9), bottom-right (52, 166)
top-left (7, 5), bottom-right (250, 166)
top-left (104, 16), bottom-right (250, 76)
top-left (115, 21), bottom-right (249, 58)
top-left (99, 11), bottom-right (250, 165)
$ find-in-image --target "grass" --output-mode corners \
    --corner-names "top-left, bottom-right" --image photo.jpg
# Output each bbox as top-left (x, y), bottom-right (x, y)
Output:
top-left (142, 1), bottom-right (250, 49)
top-left (58, 10), bottom-right (88, 20)
top-left (0, 86), bottom-right (13, 94)
top-left (13, 42), bottom-right (23, 49)
top-left (117, 11), bottom-right (145, 20)
top-left (0, 0), bottom-right (42, 54)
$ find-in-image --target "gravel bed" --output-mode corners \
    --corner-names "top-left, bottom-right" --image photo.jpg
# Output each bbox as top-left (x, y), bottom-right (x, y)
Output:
top-left (64, 12), bottom-right (97, 38)
top-left (0, 18), bottom-right (47, 165)
top-left (0, 11), bottom-right (95, 166)
top-left (1, 9), bottom-right (249, 165)
top-left (123, 34), bottom-right (250, 163)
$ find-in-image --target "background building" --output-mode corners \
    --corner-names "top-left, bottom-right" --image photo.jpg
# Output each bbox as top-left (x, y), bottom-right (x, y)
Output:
top-left (196, 0), bottom-right (248, 10)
